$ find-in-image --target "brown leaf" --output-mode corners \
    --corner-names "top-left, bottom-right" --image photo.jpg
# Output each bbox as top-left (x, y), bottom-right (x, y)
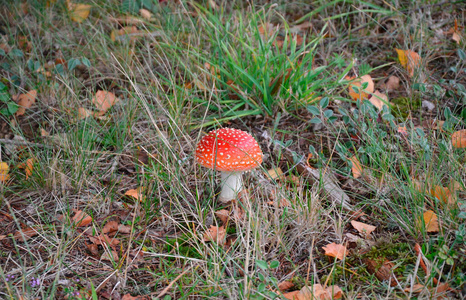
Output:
top-left (278, 280), bottom-right (295, 292)
top-left (89, 234), bottom-right (120, 247)
top-left (452, 32), bottom-right (461, 44)
top-left (430, 185), bottom-right (455, 205)
top-left (92, 90), bottom-right (119, 115)
top-left (395, 49), bottom-right (420, 77)
top-left (266, 167), bottom-right (284, 180)
top-left (283, 290), bottom-right (303, 300)
top-left (351, 220), bottom-right (376, 238)
top-left (423, 210), bottom-right (439, 233)
top-left (0, 162), bottom-right (10, 183)
top-left (203, 225), bottom-right (226, 243)
top-left (267, 198), bottom-right (291, 208)
top-left (12, 227), bottom-right (38, 242)
top-left (451, 129), bottom-right (466, 148)
top-left (102, 220), bottom-right (119, 235)
top-left (349, 156), bottom-right (363, 179)
top-left (300, 284), bottom-right (343, 300)
top-left (124, 187), bottom-right (144, 201)
top-left (322, 243), bottom-right (347, 260)
top-left (101, 250), bottom-right (119, 261)
top-left (72, 210), bottom-right (92, 227)
top-left (369, 91), bottom-right (388, 111)
top-left (67, 1), bottom-right (92, 23)
top-left (77, 107), bottom-right (93, 120)
top-left (215, 209), bottom-right (230, 224)
top-left (118, 224), bottom-right (132, 234)
top-left (385, 75), bottom-right (400, 91)
top-left (346, 75), bottom-right (374, 101)
top-left (404, 283), bottom-right (425, 293)
top-left (366, 258), bottom-right (396, 285)
top-left (14, 90), bottom-right (37, 116)
top-left (86, 242), bottom-right (99, 256)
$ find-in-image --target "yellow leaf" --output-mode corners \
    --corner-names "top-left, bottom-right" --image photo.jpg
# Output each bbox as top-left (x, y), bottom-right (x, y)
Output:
top-left (67, 1), bottom-right (92, 23)
top-left (346, 75), bottom-right (374, 101)
top-left (0, 162), bottom-right (10, 183)
top-left (423, 210), bottom-right (439, 233)
top-left (395, 49), bottom-right (420, 77)
top-left (349, 156), bottom-right (363, 179)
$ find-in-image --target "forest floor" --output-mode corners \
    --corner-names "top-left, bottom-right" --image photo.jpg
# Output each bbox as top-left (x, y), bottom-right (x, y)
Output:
top-left (0, 1), bottom-right (465, 299)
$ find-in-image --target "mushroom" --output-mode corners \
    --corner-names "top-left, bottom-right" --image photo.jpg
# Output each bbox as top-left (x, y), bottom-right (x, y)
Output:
top-left (196, 128), bottom-right (263, 203)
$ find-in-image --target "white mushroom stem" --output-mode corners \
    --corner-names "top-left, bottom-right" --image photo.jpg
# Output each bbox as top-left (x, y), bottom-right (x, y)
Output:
top-left (218, 171), bottom-right (243, 203)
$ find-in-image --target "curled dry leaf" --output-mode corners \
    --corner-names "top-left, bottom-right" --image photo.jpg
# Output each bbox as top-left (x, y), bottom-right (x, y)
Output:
top-left (215, 209), bottom-right (230, 224)
top-left (385, 75), bottom-right (400, 91)
top-left (322, 242), bottom-right (347, 260)
top-left (395, 49), bottom-right (420, 77)
top-left (0, 162), bottom-right (10, 183)
top-left (14, 90), bottom-right (37, 116)
top-left (72, 210), bottom-right (92, 227)
top-left (349, 156), bottom-right (363, 179)
top-left (203, 225), bottom-right (226, 243)
top-left (346, 75), bottom-right (374, 101)
top-left (369, 91), bottom-right (388, 111)
top-left (351, 220), bottom-right (376, 238)
top-left (89, 234), bottom-right (120, 247)
top-left (366, 258), bottom-right (397, 286)
top-left (451, 129), bottom-right (466, 148)
top-left (92, 90), bottom-right (119, 115)
top-left (67, 1), bottom-right (92, 23)
top-left (423, 210), bottom-right (439, 233)
top-left (12, 227), bottom-right (38, 242)
top-left (300, 284), bottom-right (343, 300)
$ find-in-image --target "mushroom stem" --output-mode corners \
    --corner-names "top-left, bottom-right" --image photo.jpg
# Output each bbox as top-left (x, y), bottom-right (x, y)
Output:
top-left (218, 171), bottom-right (243, 203)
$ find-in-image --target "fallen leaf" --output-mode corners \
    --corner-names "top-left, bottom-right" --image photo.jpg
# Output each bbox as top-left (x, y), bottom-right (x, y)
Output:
top-left (423, 210), bottom-right (439, 233)
top-left (404, 283), bottom-right (425, 293)
top-left (88, 234), bottom-right (120, 247)
top-left (267, 198), bottom-right (291, 208)
top-left (346, 75), bottom-right (374, 101)
top-left (366, 258), bottom-right (396, 285)
top-left (452, 32), bottom-right (461, 44)
top-left (72, 210), bottom-right (93, 227)
top-left (92, 90), bottom-right (119, 114)
top-left (102, 220), bottom-right (119, 235)
top-left (110, 26), bottom-right (139, 42)
top-left (76, 107), bottom-right (93, 120)
top-left (349, 156), bottom-right (363, 179)
top-left (124, 188), bottom-right (144, 201)
top-left (14, 90), bottom-right (37, 116)
top-left (322, 242), bottom-right (347, 260)
top-left (278, 280), bottom-right (295, 291)
top-left (385, 75), bottom-right (400, 90)
top-left (101, 250), bottom-right (119, 261)
top-left (118, 224), bottom-right (132, 234)
top-left (267, 167), bottom-right (284, 180)
top-left (215, 209), bottom-right (229, 224)
top-left (300, 284), bottom-right (343, 300)
top-left (369, 90), bottom-right (388, 111)
top-left (86, 242), bottom-right (99, 256)
top-left (451, 129), bottom-right (466, 148)
top-left (18, 158), bottom-right (34, 180)
top-left (67, 1), bottom-right (92, 23)
top-left (139, 8), bottom-right (152, 20)
top-left (0, 162), bottom-right (10, 183)
top-left (283, 290), bottom-right (302, 300)
top-left (351, 220), bottom-right (376, 238)
top-left (430, 185), bottom-right (454, 205)
top-left (395, 49), bottom-right (420, 77)
top-left (40, 128), bottom-right (50, 136)
top-left (12, 227), bottom-right (38, 242)
top-left (203, 225), bottom-right (226, 243)
top-left (397, 126), bottom-right (408, 135)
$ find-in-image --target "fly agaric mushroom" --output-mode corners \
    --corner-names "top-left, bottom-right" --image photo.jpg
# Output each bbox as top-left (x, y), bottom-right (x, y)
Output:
top-left (196, 128), bottom-right (263, 203)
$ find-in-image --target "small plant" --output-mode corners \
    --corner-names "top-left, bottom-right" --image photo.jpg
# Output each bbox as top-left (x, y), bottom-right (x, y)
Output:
top-left (0, 82), bottom-right (18, 116)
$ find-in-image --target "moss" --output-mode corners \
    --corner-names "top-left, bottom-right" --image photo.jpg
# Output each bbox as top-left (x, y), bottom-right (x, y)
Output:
top-left (391, 96), bottom-right (422, 120)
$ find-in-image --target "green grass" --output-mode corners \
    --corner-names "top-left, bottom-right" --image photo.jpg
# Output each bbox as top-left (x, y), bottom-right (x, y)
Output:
top-left (0, 0), bottom-right (465, 299)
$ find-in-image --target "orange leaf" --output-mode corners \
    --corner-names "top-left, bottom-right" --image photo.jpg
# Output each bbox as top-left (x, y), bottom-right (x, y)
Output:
top-left (14, 90), bottom-right (37, 116)
top-left (215, 209), bottom-right (230, 224)
top-left (77, 107), bottom-right (93, 120)
top-left (278, 280), bottom-right (295, 291)
top-left (300, 284), bottom-right (343, 300)
top-left (203, 225), bottom-right (226, 243)
top-left (322, 242), bottom-right (347, 260)
top-left (395, 49), bottom-right (420, 77)
top-left (18, 158), bottom-right (34, 180)
top-left (423, 210), bottom-right (439, 233)
top-left (139, 8), bottom-right (152, 20)
top-left (283, 291), bottom-right (303, 300)
top-left (451, 129), bottom-right (466, 148)
top-left (124, 188), bottom-right (144, 201)
top-left (92, 90), bottom-right (119, 114)
top-left (12, 227), bottom-right (38, 242)
top-left (350, 220), bottom-right (376, 238)
top-left (430, 185), bottom-right (454, 205)
top-left (346, 75), bottom-right (374, 101)
top-left (72, 210), bottom-right (93, 227)
top-left (397, 126), bottom-right (408, 135)
top-left (102, 220), bottom-right (119, 235)
top-left (349, 156), bottom-right (363, 179)
top-left (0, 162), bottom-right (10, 183)
top-left (369, 91), bottom-right (388, 111)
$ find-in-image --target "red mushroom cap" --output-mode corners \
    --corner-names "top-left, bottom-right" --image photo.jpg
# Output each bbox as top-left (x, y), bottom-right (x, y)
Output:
top-left (196, 128), bottom-right (263, 172)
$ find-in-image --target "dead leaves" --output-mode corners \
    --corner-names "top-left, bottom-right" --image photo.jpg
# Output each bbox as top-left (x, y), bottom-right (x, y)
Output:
top-left (203, 225), bottom-right (226, 243)
top-left (451, 129), bottom-right (466, 148)
top-left (422, 210), bottom-right (439, 233)
top-left (124, 187), bottom-right (145, 201)
top-left (67, 0), bottom-right (92, 23)
top-left (0, 162), bottom-right (10, 183)
top-left (72, 210), bottom-right (93, 227)
top-left (284, 284), bottom-right (343, 300)
top-left (350, 220), bottom-right (376, 238)
top-left (322, 243), bottom-right (347, 260)
top-left (346, 75), bottom-right (374, 101)
top-left (369, 90), bottom-right (388, 111)
top-left (92, 90), bottom-right (119, 115)
top-left (349, 156), bottom-right (363, 179)
top-left (13, 90), bottom-right (37, 116)
top-left (395, 49), bottom-right (421, 77)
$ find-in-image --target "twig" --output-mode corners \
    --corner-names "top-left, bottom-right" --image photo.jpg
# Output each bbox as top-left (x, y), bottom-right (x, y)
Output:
top-left (152, 265), bottom-right (193, 299)
top-left (261, 131), bottom-right (353, 211)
